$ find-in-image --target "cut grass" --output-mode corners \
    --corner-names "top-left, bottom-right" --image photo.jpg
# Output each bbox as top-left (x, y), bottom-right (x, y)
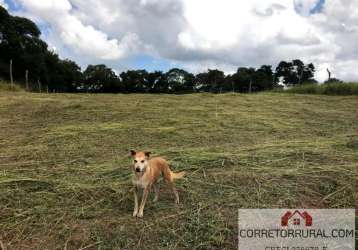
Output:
top-left (0, 92), bottom-right (357, 249)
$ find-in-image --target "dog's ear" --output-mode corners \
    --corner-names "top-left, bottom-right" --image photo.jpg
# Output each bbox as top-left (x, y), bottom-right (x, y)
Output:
top-left (130, 150), bottom-right (136, 156)
top-left (145, 151), bottom-right (151, 157)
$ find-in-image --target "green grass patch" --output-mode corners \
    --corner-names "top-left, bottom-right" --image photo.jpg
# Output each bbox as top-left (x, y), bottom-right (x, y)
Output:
top-left (0, 81), bottom-right (24, 92)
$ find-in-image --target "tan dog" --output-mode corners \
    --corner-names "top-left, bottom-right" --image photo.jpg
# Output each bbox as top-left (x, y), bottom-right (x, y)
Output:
top-left (130, 150), bottom-right (185, 218)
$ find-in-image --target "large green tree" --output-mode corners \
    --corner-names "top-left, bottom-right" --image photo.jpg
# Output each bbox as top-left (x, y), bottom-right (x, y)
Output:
top-left (44, 52), bottom-right (82, 92)
top-left (120, 70), bottom-right (149, 93)
top-left (83, 64), bottom-right (119, 92)
top-left (0, 6), bottom-right (83, 91)
top-left (231, 67), bottom-right (256, 92)
top-left (253, 65), bottom-right (276, 91)
top-left (195, 69), bottom-right (225, 92)
top-left (166, 68), bottom-right (195, 93)
top-left (0, 6), bottom-right (46, 83)
top-left (275, 59), bottom-right (315, 85)
top-left (147, 71), bottom-right (167, 93)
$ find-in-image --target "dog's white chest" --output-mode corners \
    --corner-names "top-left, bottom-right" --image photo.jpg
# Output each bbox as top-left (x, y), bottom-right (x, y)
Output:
top-left (132, 176), bottom-right (149, 188)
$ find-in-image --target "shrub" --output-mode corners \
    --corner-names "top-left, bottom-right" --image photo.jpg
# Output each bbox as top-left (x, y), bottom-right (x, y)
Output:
top-left (281, 82), bottom-right (358, 96)
top-left (0, 81), bottom-right (24, 92)
top-left (322, 82), bottom-right (358, 95)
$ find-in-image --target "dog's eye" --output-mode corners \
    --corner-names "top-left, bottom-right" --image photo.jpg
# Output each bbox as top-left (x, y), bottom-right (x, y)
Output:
top-left (141, 160), bottom-right (145, 163)
top-left (134, 160), bottom-right (137, 163)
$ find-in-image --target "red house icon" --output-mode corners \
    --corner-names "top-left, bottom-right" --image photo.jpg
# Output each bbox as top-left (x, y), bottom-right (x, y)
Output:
top-left (281, 210), bottom-right (312, 227)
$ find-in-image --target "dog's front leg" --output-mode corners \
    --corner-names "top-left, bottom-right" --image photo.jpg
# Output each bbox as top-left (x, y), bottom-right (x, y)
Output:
top-left (133, 187), bottom-right (139, 217)
top-left (137, 184), bottom-right (151, 218)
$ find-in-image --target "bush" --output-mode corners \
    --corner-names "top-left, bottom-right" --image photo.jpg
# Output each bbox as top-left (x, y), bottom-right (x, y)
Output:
top-left (324, 78), bottom-right (343, 84)
top-left (0, 81), bottom-right (24, 92)
top-left (289, 84), bottom-right (319, 94)
top-left (282, 82), bottom-right (358, 96)
top-left (323, 82), bottom-right (358, 95)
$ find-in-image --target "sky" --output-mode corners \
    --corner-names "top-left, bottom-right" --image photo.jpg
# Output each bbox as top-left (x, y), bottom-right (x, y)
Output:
top-left (1, 0), bottom-right (358, 82)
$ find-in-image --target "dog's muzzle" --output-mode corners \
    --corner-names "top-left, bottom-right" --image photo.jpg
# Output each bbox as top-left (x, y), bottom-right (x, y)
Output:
top-left (135, 167), bottom-right (141, 172)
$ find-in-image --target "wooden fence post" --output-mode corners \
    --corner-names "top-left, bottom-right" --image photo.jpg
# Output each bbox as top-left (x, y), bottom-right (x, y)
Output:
top-left (249, 78), bottom-right (252, 94)
top-left (25, 70), bottom-right (29, 90)
top-left (298, 69), bottom-right (304, 85)
top-left (38, 79), bottom-right (42, 93)
top-left (10, 59), bottom-right (13, 87)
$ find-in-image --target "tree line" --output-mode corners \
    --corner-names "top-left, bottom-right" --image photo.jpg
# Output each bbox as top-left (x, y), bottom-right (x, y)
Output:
top-left (0, 6), bottom-right (317, 93)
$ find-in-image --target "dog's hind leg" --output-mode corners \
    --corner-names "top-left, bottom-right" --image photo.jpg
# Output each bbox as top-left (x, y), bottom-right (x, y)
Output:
top-left (163, 166), bottom-right (180, 204)
top-left (173, 184), bottom-right (179, 204)
top-left (169, 181), bottom-right (179, 204)
top-left (153, 182), bottom-right (159, 202)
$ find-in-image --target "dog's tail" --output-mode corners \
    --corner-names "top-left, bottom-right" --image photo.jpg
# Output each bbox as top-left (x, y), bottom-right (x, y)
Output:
top-left (170, 171), bottom-right (185, 181)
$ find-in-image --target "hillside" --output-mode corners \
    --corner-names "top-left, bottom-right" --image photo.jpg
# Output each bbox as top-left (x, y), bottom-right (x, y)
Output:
top-left (0, 91), bottom-right (357, 249)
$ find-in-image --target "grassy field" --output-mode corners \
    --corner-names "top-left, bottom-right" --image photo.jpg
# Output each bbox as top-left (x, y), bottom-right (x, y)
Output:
top-left (0, 90), bottom-right (357, 249)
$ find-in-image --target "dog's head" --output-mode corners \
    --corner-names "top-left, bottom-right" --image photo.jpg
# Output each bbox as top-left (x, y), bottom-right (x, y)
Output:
top-left (130, 150), bottom-right (151, 173)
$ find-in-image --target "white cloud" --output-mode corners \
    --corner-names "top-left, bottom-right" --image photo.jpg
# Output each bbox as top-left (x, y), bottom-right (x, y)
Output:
top-left (0, 0), bottom-right (8, 9)
top-left (10, 0), bottom-right (358, 82)
top-left (175, 0), bottom-right (358, 82)
top-left (17, 0), bottom-right (139, 60)
top-left (176, 0), bottom-right (333, 79)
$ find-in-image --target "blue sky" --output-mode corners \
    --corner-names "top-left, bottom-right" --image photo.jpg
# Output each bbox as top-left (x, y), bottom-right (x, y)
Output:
top-left (127, 56), bottom-right (177, 72)
top-left (310, 0), bottom-right (325, 14)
